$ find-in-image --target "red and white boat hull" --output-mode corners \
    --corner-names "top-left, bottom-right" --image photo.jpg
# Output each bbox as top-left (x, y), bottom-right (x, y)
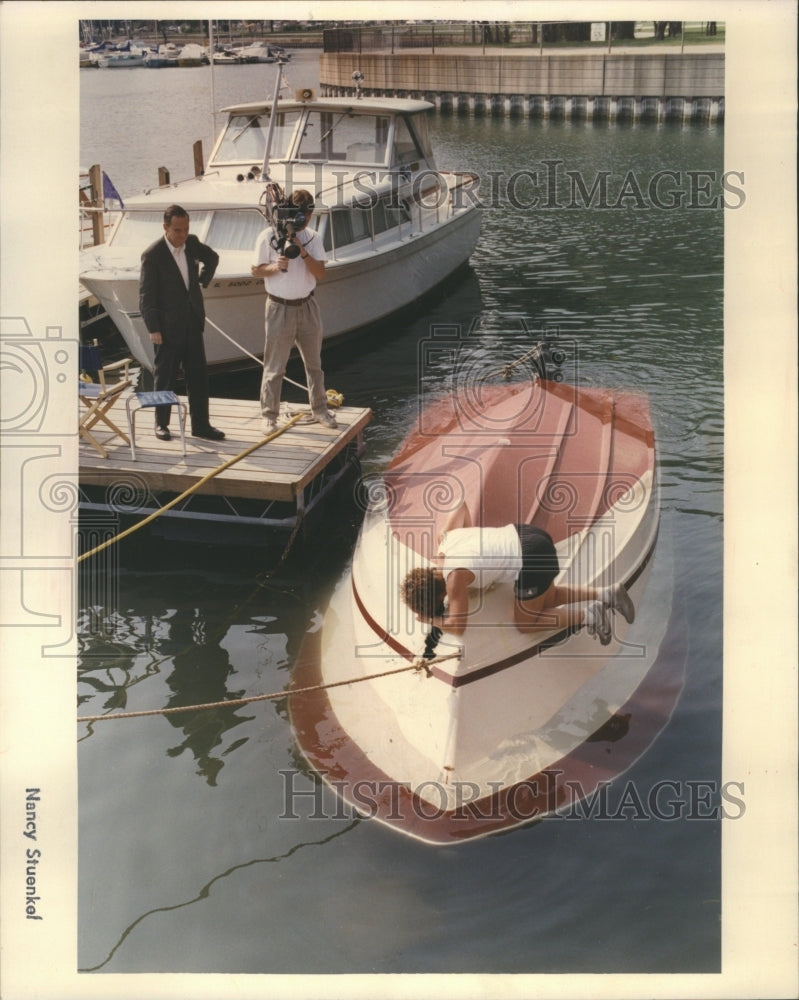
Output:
top-left (291, 380), bottom-right (680, 844)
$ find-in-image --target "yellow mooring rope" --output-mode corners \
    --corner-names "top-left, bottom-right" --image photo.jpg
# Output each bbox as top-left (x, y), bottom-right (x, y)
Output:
top-left (76, 650), bottom-right (462, 724)
top-left (77, 413), bottom-right (308, 564)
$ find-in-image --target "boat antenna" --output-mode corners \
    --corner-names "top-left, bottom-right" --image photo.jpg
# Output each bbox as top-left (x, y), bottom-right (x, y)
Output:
top-left (260, 55), bottom-right (290, 181)
top-left (209, 20), bottom-right (218, 148)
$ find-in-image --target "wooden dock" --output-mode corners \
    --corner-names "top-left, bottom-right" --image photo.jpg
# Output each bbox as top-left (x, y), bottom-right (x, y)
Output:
top-left (79, 394), bottom-right (372, 543)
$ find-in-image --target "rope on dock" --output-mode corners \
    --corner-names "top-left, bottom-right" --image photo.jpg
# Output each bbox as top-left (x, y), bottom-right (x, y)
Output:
top-left (77, 414), bottom-right (306, 564)
top-left (77, 650), bottom-right (462, 724)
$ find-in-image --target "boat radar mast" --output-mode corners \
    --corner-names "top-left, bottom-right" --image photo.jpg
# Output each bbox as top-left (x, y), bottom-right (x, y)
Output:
top-left (260, 55), bottom-right (291, 182)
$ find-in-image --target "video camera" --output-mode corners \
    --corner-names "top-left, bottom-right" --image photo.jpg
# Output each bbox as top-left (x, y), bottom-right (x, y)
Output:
top-left (270, 201), bottom-right (309, 259)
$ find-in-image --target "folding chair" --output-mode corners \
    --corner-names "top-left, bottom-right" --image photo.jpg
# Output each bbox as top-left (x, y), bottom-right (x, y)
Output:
top-left (125, 390), bottom-right (187, 461)
top-left (78, 341), bottom-right (133, 459)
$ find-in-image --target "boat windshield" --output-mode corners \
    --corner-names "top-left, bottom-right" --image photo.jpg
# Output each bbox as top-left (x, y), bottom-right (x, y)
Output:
top-left (110, 211), bottom-right (211, 247)
top-left (394, 114), bottom-right (432, 164)
top-left (296, 111), bottom-right (390, 165)
top-left (212, 110), bottom-right (302, 165)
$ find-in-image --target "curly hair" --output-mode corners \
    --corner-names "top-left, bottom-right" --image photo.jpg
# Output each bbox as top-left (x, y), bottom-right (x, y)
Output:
top-left (400, 567), bottom-right (446, 619)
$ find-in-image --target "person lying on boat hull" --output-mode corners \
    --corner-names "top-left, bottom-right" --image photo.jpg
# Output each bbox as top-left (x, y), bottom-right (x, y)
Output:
top-left (399, 501), bottom-right (634, 646)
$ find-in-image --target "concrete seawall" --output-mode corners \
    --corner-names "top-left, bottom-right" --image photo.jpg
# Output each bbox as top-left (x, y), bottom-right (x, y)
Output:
top-left (319, 50), bottom-right (724, 122)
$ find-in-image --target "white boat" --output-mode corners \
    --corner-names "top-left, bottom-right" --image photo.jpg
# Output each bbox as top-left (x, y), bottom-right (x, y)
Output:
top-left (78, 75), bottom-right (482, 373)
top-left (79, 43), bottom-right (110, 68)
top-left (176, 43), bottom-right (209, 67)
top-left (235, 41), bottom-right (278, 63)
top-left (105, 47), bottom-right (146, 68)
top-left (289, 354), bottom-right (676, 844)
top-left (212, 48), bottom-right (243, 65)
top-left (143, 43), bottom-right (181, 68)
top-left (104, 53), bottom-right (143, 68)
top-left (79, 45), bottom-right (99, 68)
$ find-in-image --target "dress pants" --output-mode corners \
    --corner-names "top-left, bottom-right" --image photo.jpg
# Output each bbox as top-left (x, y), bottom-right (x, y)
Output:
top-left (153, 326), bottom-right (210, 431)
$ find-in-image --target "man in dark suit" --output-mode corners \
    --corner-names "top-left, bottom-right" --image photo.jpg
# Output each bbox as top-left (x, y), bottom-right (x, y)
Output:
top-left (139, 204), bottom-right (225, 441)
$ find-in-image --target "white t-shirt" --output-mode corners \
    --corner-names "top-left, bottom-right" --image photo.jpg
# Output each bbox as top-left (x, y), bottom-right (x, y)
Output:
top-left (439, 524), bottom-right (522, 589)
top-left (254, 226), bottom-right (327, 300)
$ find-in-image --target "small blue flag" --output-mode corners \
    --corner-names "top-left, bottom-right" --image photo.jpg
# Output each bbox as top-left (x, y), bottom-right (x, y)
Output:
top-left (102, 171), bottom-right (124, 208)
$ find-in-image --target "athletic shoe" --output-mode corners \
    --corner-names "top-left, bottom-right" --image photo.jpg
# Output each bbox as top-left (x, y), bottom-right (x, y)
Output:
top-left (313, 410), bottom-right (338, 428)
top-left (262, 418), bottom-right (278, 434)
top-left (603, 583), bottom-right (635, 624)
top-left (585, 601), bottom-right (612, 645)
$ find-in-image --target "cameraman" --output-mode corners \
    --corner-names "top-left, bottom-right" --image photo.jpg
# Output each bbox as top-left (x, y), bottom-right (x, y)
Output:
top-left (251, 188), bottom-right (337, 433)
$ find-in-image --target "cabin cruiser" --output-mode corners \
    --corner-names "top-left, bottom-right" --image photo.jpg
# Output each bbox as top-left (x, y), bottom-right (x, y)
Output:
top-left (79, 76), bottom-right (482, 373)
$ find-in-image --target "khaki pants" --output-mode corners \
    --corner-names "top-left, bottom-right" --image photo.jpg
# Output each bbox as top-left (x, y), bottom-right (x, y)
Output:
top-left (259, 295), bottom-right (327, 420)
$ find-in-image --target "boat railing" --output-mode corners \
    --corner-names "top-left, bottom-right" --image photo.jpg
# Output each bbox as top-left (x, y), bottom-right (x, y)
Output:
top-left (79, 204), bottom-right (122, 249)
top-left (322, 169), bottom-right (477, 260)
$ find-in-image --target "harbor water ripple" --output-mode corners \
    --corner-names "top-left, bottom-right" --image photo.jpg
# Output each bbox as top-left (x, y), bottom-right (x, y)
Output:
top-left (79, 51), bottom-right (723, 975)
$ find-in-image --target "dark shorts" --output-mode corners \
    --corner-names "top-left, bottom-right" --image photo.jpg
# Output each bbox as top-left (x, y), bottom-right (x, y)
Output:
top-left (513, 525), bottom-right (559, 601)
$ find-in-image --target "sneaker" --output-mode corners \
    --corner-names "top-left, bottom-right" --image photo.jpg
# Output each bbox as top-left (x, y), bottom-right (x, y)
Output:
top-left (602, 583), bottom-right (635, 624)
top-left (312, 410), bottom-right (338, 429)
top-left (584, 601), bottom-right (612, 646)
top-left (261, 417), bottom-right (278, 435)
top-left (154, 426), bottom-right (171, 441)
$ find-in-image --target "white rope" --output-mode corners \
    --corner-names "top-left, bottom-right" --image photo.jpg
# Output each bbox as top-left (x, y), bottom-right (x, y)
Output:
top-left (205, 316), bottom-right (309, 395)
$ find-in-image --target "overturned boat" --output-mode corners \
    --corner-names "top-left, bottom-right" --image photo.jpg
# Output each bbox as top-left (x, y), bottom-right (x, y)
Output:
top-left (79, 68), bottom-right (481, 373)
top-left (290, 349), bottom-right (680, 844)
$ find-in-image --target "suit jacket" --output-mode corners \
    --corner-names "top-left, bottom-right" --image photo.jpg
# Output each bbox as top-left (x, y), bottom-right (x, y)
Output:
top-left (139, 234), bottom-right (219, 341)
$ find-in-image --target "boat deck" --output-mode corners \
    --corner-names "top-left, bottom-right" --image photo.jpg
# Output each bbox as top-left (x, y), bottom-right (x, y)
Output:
top-left (79, 393), bottom-right (372, 537)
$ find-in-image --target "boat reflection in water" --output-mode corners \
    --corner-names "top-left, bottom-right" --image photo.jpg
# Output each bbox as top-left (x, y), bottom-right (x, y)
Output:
top-left (79, 67), bottom-right (482, 374)
top-left (290, 340), bottom-right (682, 845)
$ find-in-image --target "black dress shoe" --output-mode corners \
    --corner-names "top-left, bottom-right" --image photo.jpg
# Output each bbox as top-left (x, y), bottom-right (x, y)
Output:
top-left (155, 426), bottom-right (171, 441)
top-left (192, 426), bottom-right (225, 441)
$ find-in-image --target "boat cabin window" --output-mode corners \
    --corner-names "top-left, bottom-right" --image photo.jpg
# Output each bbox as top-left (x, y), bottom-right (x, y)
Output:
top-left (109, 212), bottom-right (163, 246)
top-left (110, 211), bottom-right (209, 247)
top-left (297, 111), bottom-right (390, 165)
top-left (393, 115), bottom-right (431, 166)
top-left (110, 212), bottom-right (214, 250)
top-left (321, 195), bottom-right (411, 253)
top-left (205, 210), bottom-right (268, 251)
top-left (374, 196), bottom-right (411, 234)
top-left (212, 110), bottom-right (301, 164)
top-left (327, 208), bottom-right (353, 250)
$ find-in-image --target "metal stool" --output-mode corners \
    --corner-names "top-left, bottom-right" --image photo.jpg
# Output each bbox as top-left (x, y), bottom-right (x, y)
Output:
top-left (125, 390), bottom-right (187, 461)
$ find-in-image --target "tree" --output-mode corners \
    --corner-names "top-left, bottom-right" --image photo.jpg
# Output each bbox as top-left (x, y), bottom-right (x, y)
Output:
top-left (612, 22), bottom-right (636, 40)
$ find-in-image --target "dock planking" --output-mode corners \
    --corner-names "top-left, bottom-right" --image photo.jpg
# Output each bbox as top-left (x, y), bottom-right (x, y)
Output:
top-left (79, 394), bottom-right (372, 504)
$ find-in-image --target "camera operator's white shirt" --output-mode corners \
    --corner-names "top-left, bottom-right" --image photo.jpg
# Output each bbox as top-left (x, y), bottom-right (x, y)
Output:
top-left (254, 227), bottom-right (327, 300)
